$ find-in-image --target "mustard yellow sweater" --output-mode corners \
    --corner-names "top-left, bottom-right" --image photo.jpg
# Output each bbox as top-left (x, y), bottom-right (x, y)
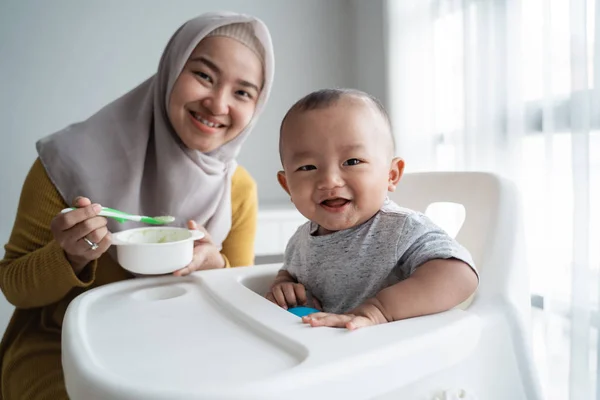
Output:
top-left (0, 159), bottom-right (257, 400)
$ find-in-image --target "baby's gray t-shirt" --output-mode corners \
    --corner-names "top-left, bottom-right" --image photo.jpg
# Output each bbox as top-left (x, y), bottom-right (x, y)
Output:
top-left (282, 200), bottom-right (477, 314)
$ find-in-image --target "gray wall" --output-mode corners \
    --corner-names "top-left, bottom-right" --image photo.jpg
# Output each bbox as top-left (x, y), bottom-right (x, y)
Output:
top-left (0, 1), bottom-right (386, 332)
top-left (349, 0), bottom-right (388, 110)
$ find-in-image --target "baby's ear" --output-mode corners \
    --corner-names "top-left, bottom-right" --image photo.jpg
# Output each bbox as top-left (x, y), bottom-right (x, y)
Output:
top-left (388, 157), bottom-right (405, 192)
top-left (277, 171), bottom-right (292, 196)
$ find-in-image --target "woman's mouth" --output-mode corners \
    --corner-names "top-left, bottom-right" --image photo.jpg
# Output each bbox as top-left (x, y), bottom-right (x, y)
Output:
top-left (189, 111), bottom-right (225, 129)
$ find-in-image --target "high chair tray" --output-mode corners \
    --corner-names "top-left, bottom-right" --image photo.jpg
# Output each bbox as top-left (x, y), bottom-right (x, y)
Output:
top-left (62, 263), bottom-right (481, 400)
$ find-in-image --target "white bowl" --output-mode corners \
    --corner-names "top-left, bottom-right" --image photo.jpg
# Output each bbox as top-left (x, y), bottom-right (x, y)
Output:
top-left (111, 227), bottom-right (204, 275)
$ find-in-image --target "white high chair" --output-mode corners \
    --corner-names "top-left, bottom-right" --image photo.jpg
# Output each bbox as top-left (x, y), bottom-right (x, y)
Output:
top-left (62, 172), bottom-right (543, 400)
top-left (387, 171), bottom-right (543, 399)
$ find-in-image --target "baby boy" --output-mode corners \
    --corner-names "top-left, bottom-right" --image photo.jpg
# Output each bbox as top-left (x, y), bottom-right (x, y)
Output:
top-left (266, 88), bottom-right (479, 330)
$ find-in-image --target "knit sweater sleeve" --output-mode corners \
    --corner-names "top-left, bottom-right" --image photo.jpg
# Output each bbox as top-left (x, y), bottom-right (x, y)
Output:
top-left (0, 159), bottom-right (97, 309)
top-left (220, 165), bottom-right (258, 268)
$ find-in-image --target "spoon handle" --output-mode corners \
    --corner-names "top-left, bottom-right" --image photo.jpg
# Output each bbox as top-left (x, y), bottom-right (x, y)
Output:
top-left (60, 207), bottom-right (136, 223)
top-left (60, 207), bottom-right (172, 225)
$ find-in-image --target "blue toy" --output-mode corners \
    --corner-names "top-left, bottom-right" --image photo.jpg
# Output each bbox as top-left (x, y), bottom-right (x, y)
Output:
top-left (288, 306), bottom-right (320, 318)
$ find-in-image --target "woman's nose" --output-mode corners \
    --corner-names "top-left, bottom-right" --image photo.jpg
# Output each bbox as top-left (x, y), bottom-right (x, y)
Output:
top-left (202, 89), bottom-right (228, 115)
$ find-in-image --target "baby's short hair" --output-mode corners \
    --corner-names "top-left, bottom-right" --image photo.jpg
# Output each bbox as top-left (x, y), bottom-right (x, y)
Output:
top-left (279, 88), bottom-right (394, 161)
top-left (280, 88), bottom-right (391, 132)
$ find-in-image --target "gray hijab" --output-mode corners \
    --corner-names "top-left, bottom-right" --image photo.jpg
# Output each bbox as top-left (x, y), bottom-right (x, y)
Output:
top-left (36, 11), bottom-right (274, 249)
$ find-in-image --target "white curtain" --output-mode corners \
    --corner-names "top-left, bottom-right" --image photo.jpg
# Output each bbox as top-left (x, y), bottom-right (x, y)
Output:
top-left (386, 0), bottom-right (599, 399)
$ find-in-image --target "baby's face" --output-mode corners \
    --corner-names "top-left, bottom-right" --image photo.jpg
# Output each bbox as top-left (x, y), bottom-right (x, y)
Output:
top-left (279, 98), bottom-right (401, 235)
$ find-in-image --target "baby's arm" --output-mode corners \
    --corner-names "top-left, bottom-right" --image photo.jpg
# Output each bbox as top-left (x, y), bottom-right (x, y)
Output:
top-left (355, 258), bottom-right (477, 323)
top-left (304, 258), bottom-right (477, 330)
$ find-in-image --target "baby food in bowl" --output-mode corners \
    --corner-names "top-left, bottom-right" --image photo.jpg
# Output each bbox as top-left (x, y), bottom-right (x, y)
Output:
top-left (111, 227), bottom-right (204, 275)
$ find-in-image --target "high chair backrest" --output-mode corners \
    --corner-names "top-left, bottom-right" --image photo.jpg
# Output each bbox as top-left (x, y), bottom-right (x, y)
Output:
top-left (391, 172), bottom-right (529, 310)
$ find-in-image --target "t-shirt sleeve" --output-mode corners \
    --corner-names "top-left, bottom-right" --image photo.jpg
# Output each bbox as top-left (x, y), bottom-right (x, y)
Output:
top-left (280, 223), bottom-right (308, 278)
top-left (394, 212), bottom-right (478, 280)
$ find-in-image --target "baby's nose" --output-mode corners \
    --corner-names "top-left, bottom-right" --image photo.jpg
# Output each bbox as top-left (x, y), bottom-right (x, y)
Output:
top-left (316, 170), bottom-right (344, 189)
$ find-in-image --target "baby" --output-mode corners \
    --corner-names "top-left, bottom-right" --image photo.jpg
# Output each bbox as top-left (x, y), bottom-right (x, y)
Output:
top-left (266, 88), bottom-right (479, 330)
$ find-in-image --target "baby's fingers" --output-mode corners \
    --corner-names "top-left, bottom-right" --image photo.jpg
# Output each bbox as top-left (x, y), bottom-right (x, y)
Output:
top-left (265, 291), bottom-right (277, 304)
top-left (283, 284), bottom-right (307, 307)
top-left (271, 285), bottom-right (292, 309)
top-left (345, 316), bottom-right (376, 331)
top-left (302, 313), bottom-right (353, 328)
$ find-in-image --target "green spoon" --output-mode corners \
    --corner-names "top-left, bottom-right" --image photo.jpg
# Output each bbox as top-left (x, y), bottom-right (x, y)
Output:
top-left (61, 207), bottom-right (175, 225)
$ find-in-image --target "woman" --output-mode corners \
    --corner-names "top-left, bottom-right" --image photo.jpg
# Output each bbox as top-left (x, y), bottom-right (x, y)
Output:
top-left (0, 11), bottom-right (274, 399)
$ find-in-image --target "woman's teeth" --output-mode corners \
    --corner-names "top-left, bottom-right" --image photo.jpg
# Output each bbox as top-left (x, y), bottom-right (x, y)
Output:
top-left (192, 112), bottom-right (222, 128)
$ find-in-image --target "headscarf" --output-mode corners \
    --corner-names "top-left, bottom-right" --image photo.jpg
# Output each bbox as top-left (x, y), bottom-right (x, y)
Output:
top-left (36, 11), bottom-right (274, 249)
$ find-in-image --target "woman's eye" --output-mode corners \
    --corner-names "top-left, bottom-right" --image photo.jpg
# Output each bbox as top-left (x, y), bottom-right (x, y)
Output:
top-left (235, 90), bottom-right (252, 99)
top-left (194, 72), bottom-right (213, 83)
top-left (297, 165), bottom-right (316, 171)
top-left (343, 158), bottom-right (362, 166)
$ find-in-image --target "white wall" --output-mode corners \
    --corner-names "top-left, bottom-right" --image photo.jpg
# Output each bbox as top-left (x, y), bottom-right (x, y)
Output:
top-left (0, 0), bottom-right (386, 332)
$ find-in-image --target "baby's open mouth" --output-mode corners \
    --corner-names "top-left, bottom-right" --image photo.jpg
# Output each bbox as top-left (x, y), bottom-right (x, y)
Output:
top-left (189, 111), bottom-right (225, 128)
top-left (320, 198), bottom-right (350, 208)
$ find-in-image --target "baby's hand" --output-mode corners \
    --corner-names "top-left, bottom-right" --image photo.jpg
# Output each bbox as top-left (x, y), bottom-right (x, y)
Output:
top-left (266, 281), bottom-right (307, 310)
top-left (302, 303), bottom-right (388, 330)
top-left (301, 313), bottom-right (374, 330)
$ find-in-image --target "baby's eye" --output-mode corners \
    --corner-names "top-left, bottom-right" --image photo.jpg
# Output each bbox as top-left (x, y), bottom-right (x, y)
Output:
top-left (194, 71), bottom-right (213, 83)
top-left (297, 165), bottom-right (316, 171)
top-left (343, 158), bottom-right (362, 166)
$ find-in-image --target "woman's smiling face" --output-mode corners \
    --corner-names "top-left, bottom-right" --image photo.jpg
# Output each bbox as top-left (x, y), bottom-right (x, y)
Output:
top-left (168, 35), bottom-right (263, 153)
